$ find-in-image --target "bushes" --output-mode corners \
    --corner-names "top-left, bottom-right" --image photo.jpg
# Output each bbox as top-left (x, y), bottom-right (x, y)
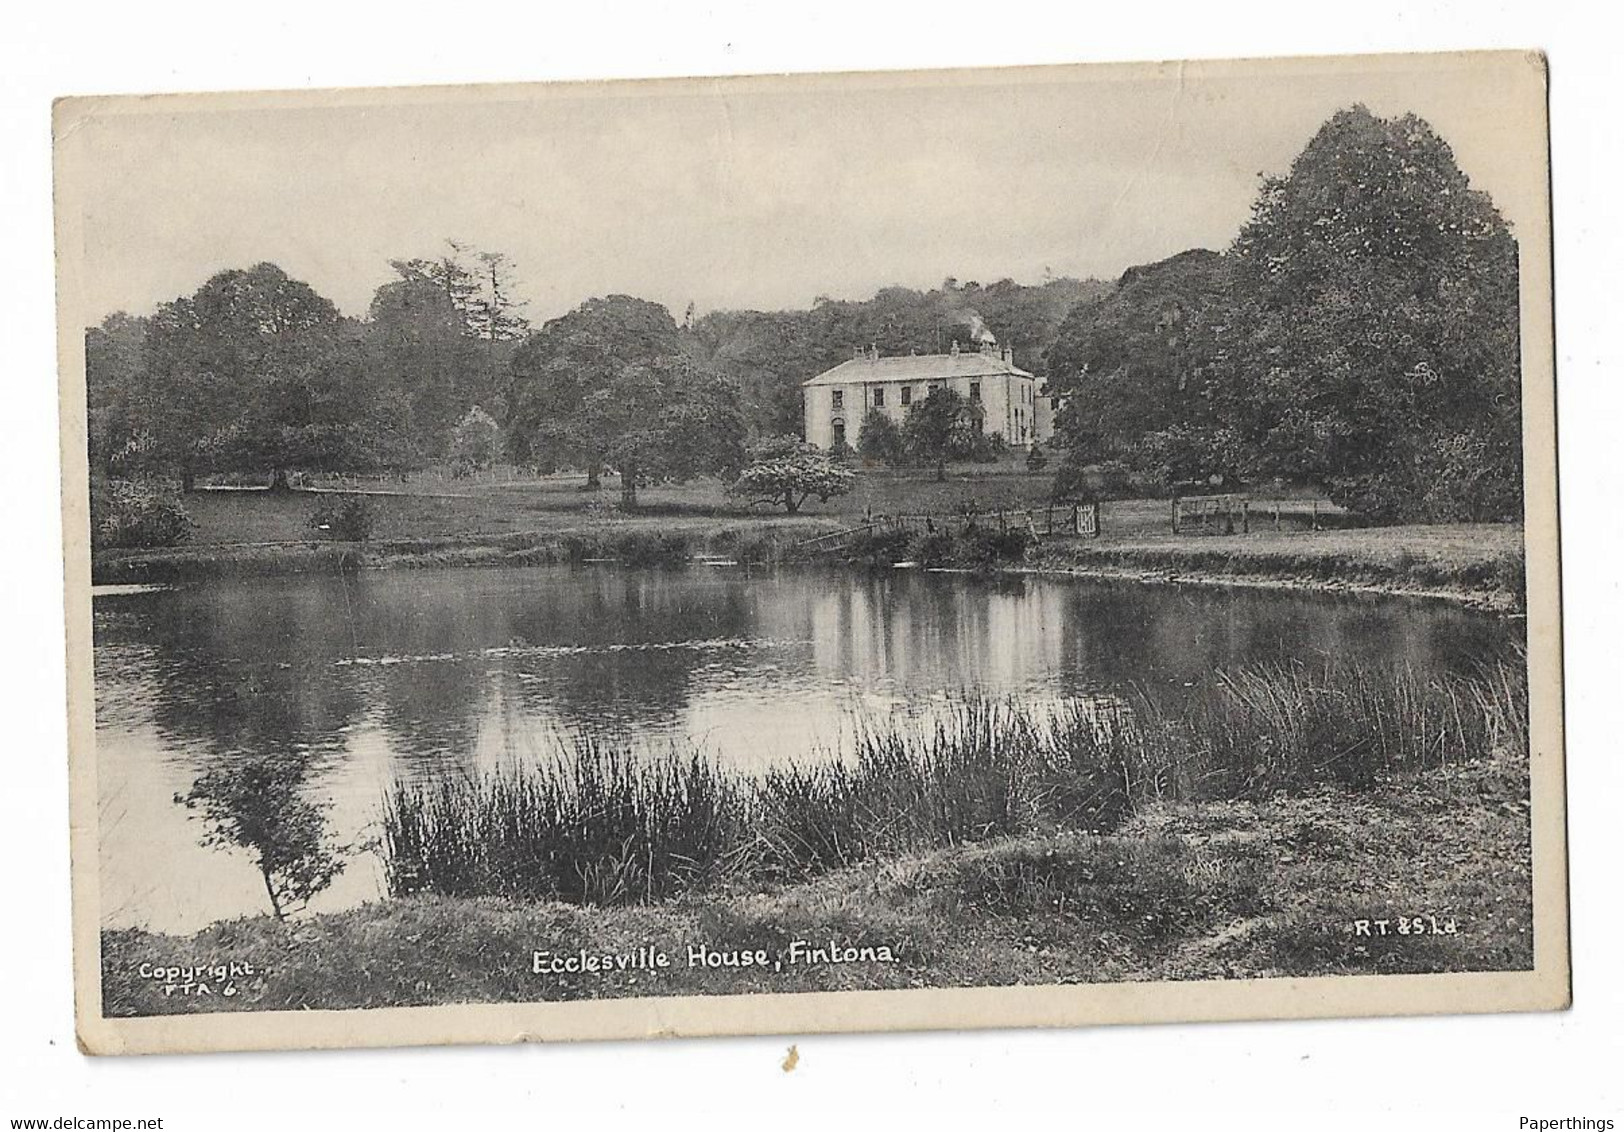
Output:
top-left (615, 530), bottom-right (693, 567)
top-left (557, 529), bottom-right (693, 566)
top-left (92, 478), bottom-right (195, 550)
top-left (840, 527), bottom-right (913, 566)
top-left (913, 531), bottom-right (958, 568)
top-left (959, 526), bottom-right (1033, 566)
top-left (843, 524), bottom-right (1032, 569)
top-left (857, 410), bottom-right (907, 466)
top-left (308, 495), bottom-right (376, 541)
top-left (1052, 455), bottom-right (1138, 501)
top-left (727, 445), bottom-right (856, 513)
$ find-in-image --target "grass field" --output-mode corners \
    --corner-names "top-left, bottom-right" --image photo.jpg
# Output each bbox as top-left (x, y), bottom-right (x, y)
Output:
top-left (177, 458), bottom-right (1061, 546)
top-left (93, 464), bottom-right (1525, 607)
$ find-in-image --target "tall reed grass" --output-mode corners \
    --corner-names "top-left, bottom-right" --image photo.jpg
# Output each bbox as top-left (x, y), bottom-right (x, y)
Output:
top-left (381, 656), bottom-right (1528, 906)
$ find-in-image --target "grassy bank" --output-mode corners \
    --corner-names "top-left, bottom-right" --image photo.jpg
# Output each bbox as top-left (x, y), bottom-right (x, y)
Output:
top-left (91, 517), bottom-right (842, 585)
top-left (90, 473), bottom-right (1526, 609)
top-left (100, 751), bottom-right (1532, 1016)
top-left (1029, 516), bottom-right (1526, 609)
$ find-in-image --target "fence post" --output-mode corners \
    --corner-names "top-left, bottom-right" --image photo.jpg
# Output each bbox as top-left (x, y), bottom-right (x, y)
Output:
top-left (1241, 500), bottom-right (1250, 535)
top-left (1312, 500), bottom-right (1320, 531)
top-left (1171, 496), bottom-right (1180, 534)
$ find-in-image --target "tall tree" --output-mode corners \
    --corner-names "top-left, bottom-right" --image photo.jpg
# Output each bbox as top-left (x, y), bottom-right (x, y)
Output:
top-left (507, 295), bottom-right (684, 485)
top-left (903, 388), bottom-right (983, 482)
top-left (85, 311), bottom-right (151, 477)
top-left (390, 241), bottom-right (529, 415)
top-left (1216, 105), bottom-right (1521, 520)
top-left (581, 359), bottom-right (747, 508)
top-left (139, 263), bottom-right (407, 488)
top-left (363, 273), bottom-right (484, 460)
top-left (1046, 249), bottom-right (1234, 469)
top-left (388, 246), bottom-right (481, 332)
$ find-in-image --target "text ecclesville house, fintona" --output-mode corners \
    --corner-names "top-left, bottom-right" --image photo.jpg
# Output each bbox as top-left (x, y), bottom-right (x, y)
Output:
top-left (801, 340), bottom-right (1055, 452)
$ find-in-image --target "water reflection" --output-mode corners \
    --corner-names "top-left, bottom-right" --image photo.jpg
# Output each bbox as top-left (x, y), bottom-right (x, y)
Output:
top-left (93, 565), bottom-right (1517, 933)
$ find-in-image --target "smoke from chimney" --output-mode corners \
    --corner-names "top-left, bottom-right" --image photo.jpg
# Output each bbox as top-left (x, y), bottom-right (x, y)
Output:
top-left (963, 312), bottom-right (997, 348)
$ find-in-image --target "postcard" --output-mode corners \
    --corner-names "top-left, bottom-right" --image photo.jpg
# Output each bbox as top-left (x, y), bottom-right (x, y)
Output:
top-left (55, 48), bottom-right (1566, 1054)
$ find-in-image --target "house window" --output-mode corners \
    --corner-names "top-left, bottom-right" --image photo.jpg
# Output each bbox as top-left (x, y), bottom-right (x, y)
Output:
top-left (831, 389), bottom-right (844, 410)
top-left (969, 381), bottom-right (981, 402)
top-left (900, 386), bottom-right (911, 406)
top-left (873, 388), bottom-right (885, 407)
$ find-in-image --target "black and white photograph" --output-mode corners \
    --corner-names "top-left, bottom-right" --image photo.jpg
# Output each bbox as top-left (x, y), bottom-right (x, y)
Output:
top-left (53, 49), bottom-right (1565, 1055)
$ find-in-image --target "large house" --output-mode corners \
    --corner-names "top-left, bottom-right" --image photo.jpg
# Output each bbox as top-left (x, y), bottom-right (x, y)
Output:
top-left (802, 340), bottom-right (1054, 452)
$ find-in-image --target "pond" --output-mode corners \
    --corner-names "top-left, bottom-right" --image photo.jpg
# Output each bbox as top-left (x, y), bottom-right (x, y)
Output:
top-left (93, 564), bottom-right (1519, 934)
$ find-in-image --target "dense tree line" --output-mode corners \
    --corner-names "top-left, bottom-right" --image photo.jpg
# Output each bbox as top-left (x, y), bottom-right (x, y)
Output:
top-left (86, 105), bottom-right (1523, 526)
top-left (1046, 106), bottom-right (1522, 523)
top-left (87, 256), bottom-right (1101, 500)
top-left (685, 277), bottom-right (1108, 436)
top-left (87, 243), bottom-right (531, 489)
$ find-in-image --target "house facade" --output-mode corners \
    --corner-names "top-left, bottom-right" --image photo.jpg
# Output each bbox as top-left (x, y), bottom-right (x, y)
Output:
top-left (802, 341), bottom-right (1054, 452)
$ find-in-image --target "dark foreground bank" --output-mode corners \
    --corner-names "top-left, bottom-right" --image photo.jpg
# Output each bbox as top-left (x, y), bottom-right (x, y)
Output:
top-left (100, 753), bottom-right (1532, 1016)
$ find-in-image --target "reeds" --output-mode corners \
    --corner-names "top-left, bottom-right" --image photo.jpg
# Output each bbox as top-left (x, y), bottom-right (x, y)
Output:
top-left (380, 657), bottom-right (1528, 905)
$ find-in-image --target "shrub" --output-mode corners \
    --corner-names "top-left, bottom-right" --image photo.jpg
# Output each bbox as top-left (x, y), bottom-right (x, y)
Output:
top-left (1052, 455), bottom-right (1135, 501)
top-left (961, 526), bottom-right (1034, 566)
top-left (180, 750), bottom-right (347, 921)
top-left (727, 449), bottom-right (856, 513)
top-left (967, 430), bottom-right (1008, 463)
top-left (913, 531), bottom-right (958, 568)
top-left (308, 495), bottom-right (376, 541)
top-left (841, 527), bottom-right (913, 566)
top-left (92, 478), bottom-right (195, 550)
top-left (614, 529), bottom-right (692, 567)
top-left (857, 410), bottom-right (907, 466)
top-left (1025, 443), bottom-right (1049, 473)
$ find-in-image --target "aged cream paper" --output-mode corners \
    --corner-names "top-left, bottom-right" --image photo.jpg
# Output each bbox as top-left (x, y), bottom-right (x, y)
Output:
top-left (56, 49), bottom-right (1566, 1055)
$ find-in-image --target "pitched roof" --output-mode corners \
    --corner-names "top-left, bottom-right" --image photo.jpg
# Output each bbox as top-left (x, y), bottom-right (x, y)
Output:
top-left (802, 351), bottom-right (1034, 387)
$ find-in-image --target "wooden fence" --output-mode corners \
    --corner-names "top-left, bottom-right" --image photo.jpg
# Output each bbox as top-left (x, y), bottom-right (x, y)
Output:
top-left (1171, 494), bottom-right (1328, 535)
top-left (799, 503), bottom-right (1100, 551)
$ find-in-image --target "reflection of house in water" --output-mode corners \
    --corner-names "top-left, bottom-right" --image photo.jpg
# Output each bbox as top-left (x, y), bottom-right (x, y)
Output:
top-left (802, 338), bottom-right (1056, 451)
top-left (803, 575), bottom-right (1067, 693)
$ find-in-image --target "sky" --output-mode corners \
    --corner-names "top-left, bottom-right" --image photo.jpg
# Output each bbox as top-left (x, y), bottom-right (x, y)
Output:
top-left (62, 53), bottom-right (1546, 326)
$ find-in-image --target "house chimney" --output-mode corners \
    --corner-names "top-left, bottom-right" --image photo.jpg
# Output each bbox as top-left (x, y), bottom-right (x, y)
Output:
top-left (1003, 345), bottom-right (1013, 365)
top-left (869, 343), bottom-right (879, 362)
top-left (950, 339), bottom-right (960, 357)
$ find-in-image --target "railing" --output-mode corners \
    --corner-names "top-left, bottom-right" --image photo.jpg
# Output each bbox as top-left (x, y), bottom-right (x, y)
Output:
top-left (1171, 494), bottom-right (1328, 535)
top-left (798, 503), bottom-right (1101, 551)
